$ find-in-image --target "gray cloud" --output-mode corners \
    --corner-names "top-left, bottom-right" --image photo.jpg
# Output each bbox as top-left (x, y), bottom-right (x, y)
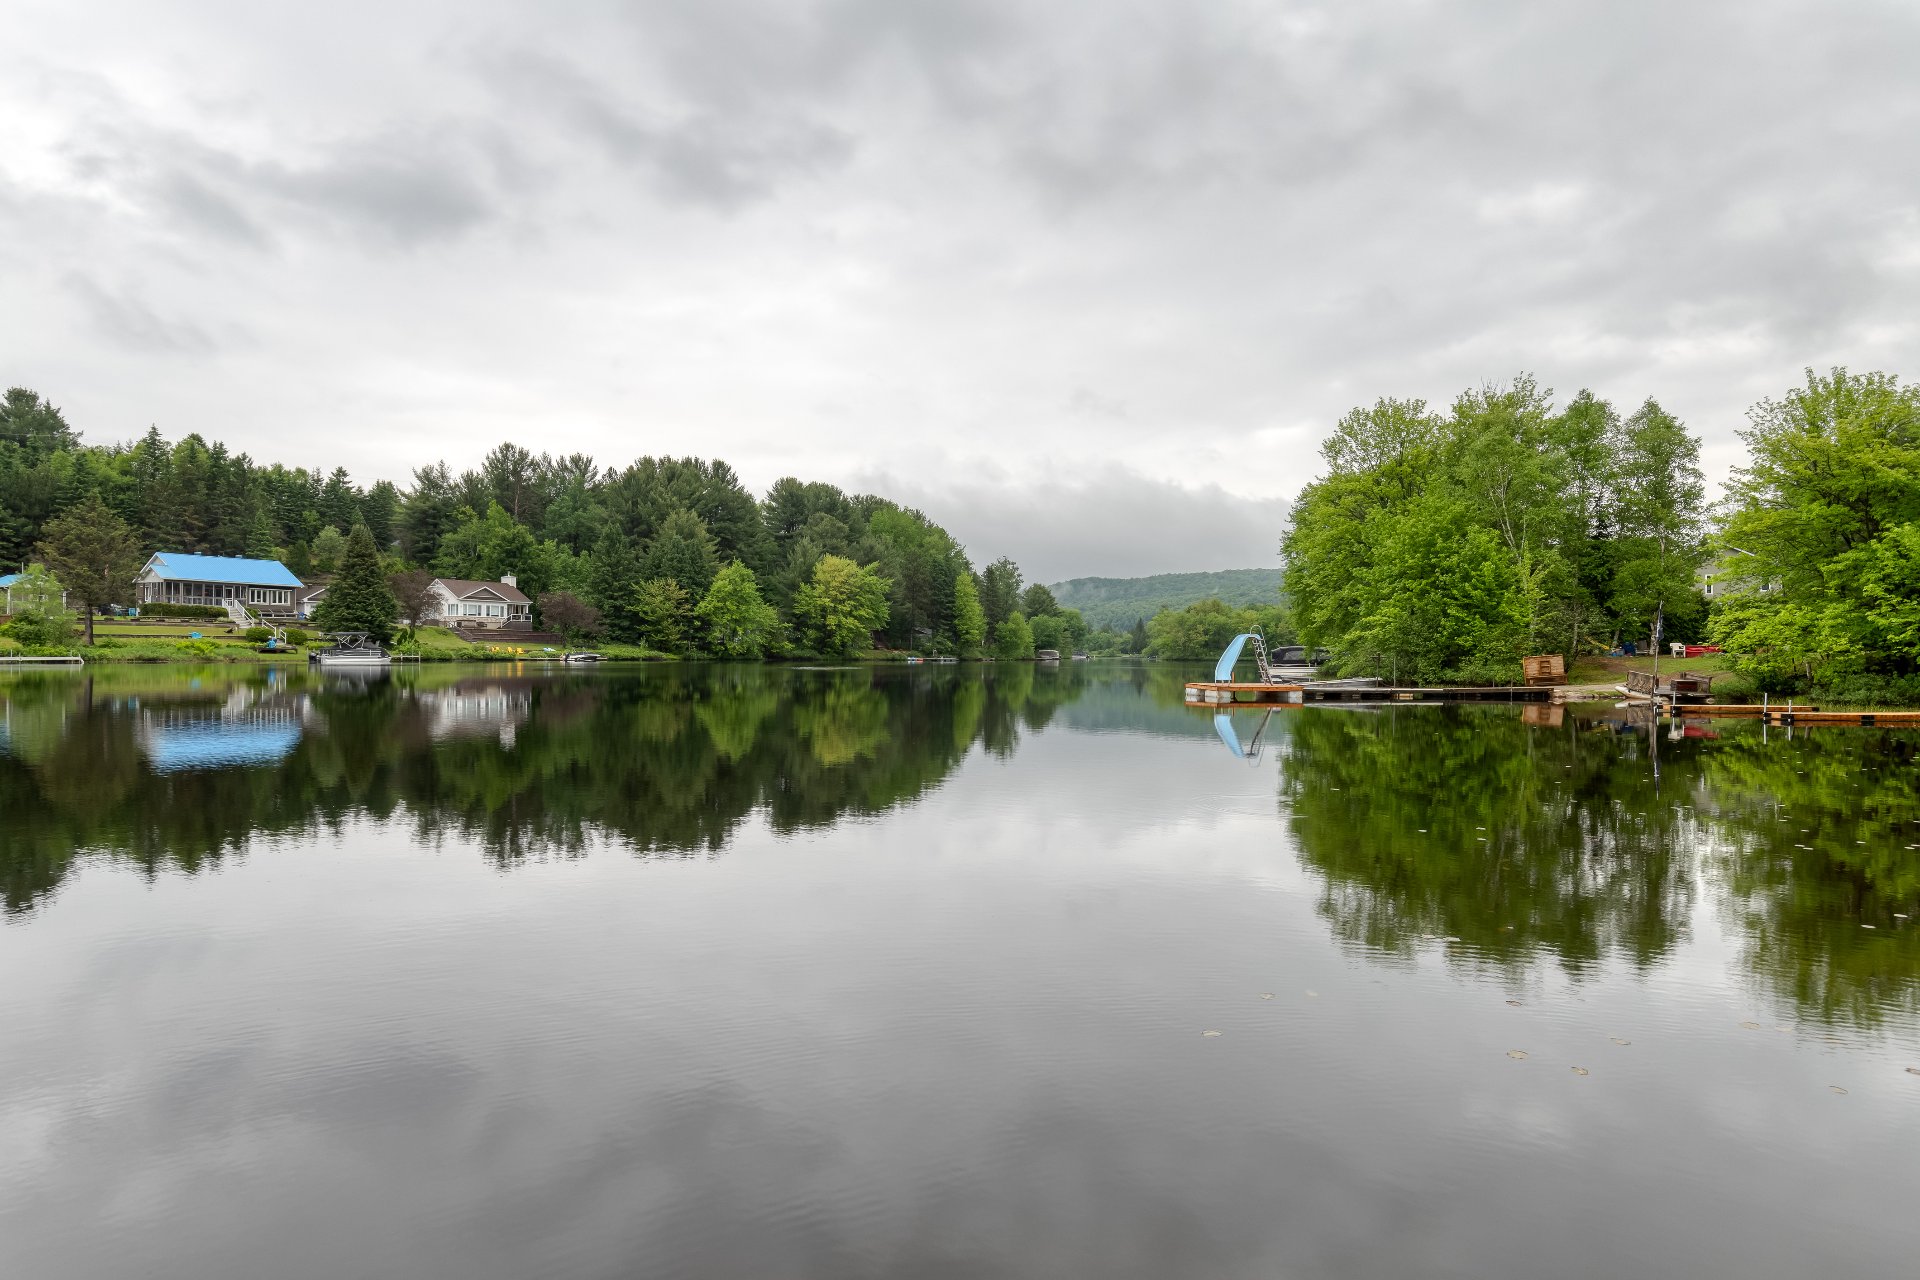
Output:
top-left (491, 51), bottom-right (857, 210)
top-left (4, 0), bottom-right (1918, 574)
top-left (63, 274), bottom-right (218, 356)
top-left (861, 465), bottom-right (1288, 585)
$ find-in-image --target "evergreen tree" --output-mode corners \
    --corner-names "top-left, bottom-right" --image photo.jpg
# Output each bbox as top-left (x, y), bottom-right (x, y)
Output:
top-left (244, 505), bottom-right (279, 561)
top-left (1020, 582), bottom-right (1060, 617)
top-left (981, 557), bottom-right (1022, 628)
top-left (0, 387), bottom-right (77, 452)
top-left (400, 462), bottom-right (461, 565)
top-left (361, 480), bottom-right (400, 550)
top-left (641, 509), bottom-right (719, 598)
top-left (34, 492), bottom-right (142, 645)
top-left (589, 527), bottom-right (644, 644)
top-left (318, 467), bottom-right (361, 532)
top-left (311, 523), bottom-right (398, 643)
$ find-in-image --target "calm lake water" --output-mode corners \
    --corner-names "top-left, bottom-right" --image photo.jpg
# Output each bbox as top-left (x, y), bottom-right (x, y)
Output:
top-left (2, 662), bottom-right (1917, 1279)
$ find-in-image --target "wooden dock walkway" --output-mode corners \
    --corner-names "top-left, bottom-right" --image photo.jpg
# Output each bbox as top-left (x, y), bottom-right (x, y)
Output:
top-left (1184, 682), bottom-right (1553, 706)
top-left (1675, 704), bottom-right (1920, 726)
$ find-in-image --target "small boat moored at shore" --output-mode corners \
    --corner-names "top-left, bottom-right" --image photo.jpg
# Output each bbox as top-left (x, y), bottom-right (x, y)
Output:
top-left (310, 633), bottom-right (392, 668)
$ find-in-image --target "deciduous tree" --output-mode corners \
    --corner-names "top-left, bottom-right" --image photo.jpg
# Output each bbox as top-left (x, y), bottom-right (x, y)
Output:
top-left (995, 610), bottom-right (1034, 660)
top-left (695, 562), bottom-right (781, 658)
top-left (952, 572), bottom-right (987, 656)
top-left (389, 568), bottom-right (439, 638)
top-left (794, 555), bottom-right (890, 657)
top-left (633, 577), bottom-right (693, 654)
top-left (538, 590), bottom-right (603, 646)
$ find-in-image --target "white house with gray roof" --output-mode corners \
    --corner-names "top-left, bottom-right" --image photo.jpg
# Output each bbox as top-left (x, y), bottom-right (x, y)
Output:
top-left (428, 576), bottom-right (533, 630)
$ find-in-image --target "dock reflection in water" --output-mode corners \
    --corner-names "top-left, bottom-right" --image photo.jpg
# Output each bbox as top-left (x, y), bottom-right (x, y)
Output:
top-left (1, 663), bottom-right (1917, 1280)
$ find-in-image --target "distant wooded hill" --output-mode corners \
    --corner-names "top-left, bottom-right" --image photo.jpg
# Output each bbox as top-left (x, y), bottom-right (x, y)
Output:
top-left (1048, 568), bottom-right (1284, 630)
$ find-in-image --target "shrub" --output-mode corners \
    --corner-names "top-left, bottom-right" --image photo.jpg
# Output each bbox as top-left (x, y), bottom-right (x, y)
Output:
top-left (284, 627), bottom-right (311, 646)
top-left (175, 639), bottom-right (218, 657)
top-left (244, 626), bottom-right (273, 643)
top-left (4, 612), bottom-right (75, 648)
top-left (144, 603), bottom-right (227, 619)
top-left (1810, 673), bottom-right (1920, 708)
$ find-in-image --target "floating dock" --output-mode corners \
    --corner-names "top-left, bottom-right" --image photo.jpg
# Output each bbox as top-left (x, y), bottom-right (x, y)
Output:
top-left (1189, 632), bottom-right (1555, 707)
top-left (1185, 682), bottom-right (1303, 705)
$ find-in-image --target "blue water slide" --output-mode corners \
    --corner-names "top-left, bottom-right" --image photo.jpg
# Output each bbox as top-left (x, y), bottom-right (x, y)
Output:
top-left (1214, 633), bottom-right (1256, 683)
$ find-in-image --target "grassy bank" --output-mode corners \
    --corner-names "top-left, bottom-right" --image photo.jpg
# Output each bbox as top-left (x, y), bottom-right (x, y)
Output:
top-left (1565, 654), bottom-right (1756, 700)
top-left (0, 621), bottom-right (677, 664)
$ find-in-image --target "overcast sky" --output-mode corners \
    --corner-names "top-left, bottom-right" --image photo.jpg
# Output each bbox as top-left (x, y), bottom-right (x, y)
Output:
top-left (4, 1), bottom-right (1916, 582)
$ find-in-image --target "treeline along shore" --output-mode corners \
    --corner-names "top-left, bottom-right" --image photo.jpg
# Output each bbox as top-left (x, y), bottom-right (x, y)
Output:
top-left (0, 387), bottom-right (1093, 661)
top-left (6, 365), bottom-right (1918, 699)
top-left (1276, 366), bottom-right (1920, 705)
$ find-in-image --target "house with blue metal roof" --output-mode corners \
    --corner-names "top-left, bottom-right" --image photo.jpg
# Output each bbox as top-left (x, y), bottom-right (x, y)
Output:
top-left (136, 553), bottom-right (305, 616)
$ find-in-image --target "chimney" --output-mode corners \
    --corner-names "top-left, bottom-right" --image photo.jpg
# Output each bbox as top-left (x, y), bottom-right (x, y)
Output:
top-left (501, 574), bottom-right (517, 588)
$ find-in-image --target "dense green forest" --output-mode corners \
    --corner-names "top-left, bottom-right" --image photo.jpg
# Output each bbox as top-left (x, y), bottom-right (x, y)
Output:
top-left (1281, 366), bottom-right (1920, 698)
top-left (1049, 568), bottom-right (1284, 631)
top-left (1282, 374), bottom-right (1708, 684)
top-left (0, 386), bottom-right (1090, 658)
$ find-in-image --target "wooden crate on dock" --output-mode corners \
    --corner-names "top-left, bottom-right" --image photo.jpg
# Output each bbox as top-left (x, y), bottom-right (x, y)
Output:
top-left (1522, 654), bottom-right (1566, 686)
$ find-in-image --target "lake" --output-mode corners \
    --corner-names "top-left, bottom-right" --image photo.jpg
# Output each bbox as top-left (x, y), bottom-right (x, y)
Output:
top-left (2, 662), bottom-right (1917, 1279)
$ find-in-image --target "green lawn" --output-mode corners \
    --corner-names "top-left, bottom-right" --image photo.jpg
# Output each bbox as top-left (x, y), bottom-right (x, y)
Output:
top-left (1566, 653), bottom-right (1741, 684)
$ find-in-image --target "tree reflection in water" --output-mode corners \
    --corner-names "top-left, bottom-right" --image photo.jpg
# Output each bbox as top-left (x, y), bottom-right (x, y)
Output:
top-left (0, 663), bottom-right (1090, 910)
top-left (1277, 705), bottom-right (1920, 1028)
top-left (4, 667), bottom-right (1917, 1031)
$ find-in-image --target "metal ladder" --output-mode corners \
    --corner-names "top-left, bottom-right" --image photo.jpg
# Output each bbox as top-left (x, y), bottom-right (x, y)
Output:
top-left (1247, 628), bottom-right (1274, 683)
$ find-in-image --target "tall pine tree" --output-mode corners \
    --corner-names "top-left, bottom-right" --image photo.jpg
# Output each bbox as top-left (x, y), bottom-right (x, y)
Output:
top-left (590, 526), bottom-right (644, 644)
top-left (311, 522), bottom-right (398, 643)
